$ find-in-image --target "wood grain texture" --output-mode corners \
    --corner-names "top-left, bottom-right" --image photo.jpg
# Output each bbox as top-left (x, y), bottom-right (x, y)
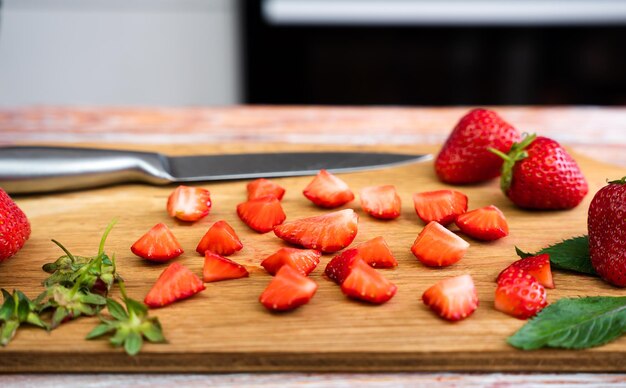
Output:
top-left (1, 142), bottom-right (625, 373)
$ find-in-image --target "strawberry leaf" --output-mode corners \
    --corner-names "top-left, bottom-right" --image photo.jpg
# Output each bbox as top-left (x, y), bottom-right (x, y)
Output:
top-left (516, 235), bottom-right (595, 275)
top-left (86, 323), bottom-right (114, 339)
top-left (106, 299), bottom-right (128, 321)
top-left (509, 296), bottom-right (626, 350)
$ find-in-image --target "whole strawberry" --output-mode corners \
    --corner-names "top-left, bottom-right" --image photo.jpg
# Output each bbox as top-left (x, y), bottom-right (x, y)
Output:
top-left (492, 134), bottom-right (588, 209)
top-left (435, 108), bottom-right (520, 184)
top-left (0, 189), bottom-right (31, 262)
top-left (588, 177), bottom-right (626, 286)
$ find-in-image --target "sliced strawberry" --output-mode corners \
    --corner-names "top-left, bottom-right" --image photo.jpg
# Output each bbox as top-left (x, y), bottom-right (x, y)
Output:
top-left (131, 223), bottom-right (183, 262)
top-left (144, 262), bottom-right (205, 308)
top-left (359, 185), bottom-right (401, 220)
top-left (340, 259), bottom-right (397, 304)
top-left (455, 205), bottom-right (509, 241)
top-left (497, 254), bottom-right (554, 289)
top-left (196, 220), bottom-right (243, 256)
top-left (166, 185), bottom-right (211, 222)
top-left (412, 190), bottom-right (468, 226)
top-left (495, 266), bottom-right (548, 319)
top-left (203, 251), bottom-right (249, 282)
top-left (422, 274), bottom-right (478, 321)
top-left (259, 265), bottom-right (318, 311)
top-left (354, 236), bottom-right (397, 268)
top-left (247, 178), bottom-right (286, 201)
top-left (237, 197), bottom-right (286, 233)
top-left (411, 221), bottom-right (469, 267)
top-left (325, 248), bottom-right (362, 284)
top-left (261, 247), bottom-right (321, 276)
top-left (274, 209), bottom-right (358, 253)
top-left (303, 169), bottom-right (354, 208)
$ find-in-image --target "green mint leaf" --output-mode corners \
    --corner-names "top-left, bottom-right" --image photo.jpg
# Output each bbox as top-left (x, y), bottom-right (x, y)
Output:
top-left (124, 331), bottom-right (143, 356)
top-left (508, 296), bottom-right (626, 350)
top-left (106, 299), bottom-right (128, 321)
top-left (516, 236), bottom-right (595, 275)
top-left (86, 323), bottom-right (115, 339)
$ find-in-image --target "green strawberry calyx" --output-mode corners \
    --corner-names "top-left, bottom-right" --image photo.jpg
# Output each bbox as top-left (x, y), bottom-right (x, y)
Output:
top-left (608, 176), bottom-right (626, 185)
top-left (489, 133), bottom-right (537, 192)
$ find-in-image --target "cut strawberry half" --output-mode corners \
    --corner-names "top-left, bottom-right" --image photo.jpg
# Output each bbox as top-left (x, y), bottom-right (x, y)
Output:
top-left (247, 178), bottom-right (286, 201)
top-left (325, 248), bottom-right (362, 284)
top-left (203, 251), bottom-right (249, 282)
top-left (144, 262), bottom-right (205, 308)
top-left (237, 197), bottom-right (286, 233)
top-left (354, 236), bottom-right (397, 268)
top-left (261, 247), bottom-right (321, 276)
top-left (495, 266), bottom-right (547, 319)
top-left (131, 223), bottom-right (184, 262)
top-left (274, 209), bottom-right (358, 253)
top-left (196, 220), bottom-right (243, 256)
top-left (411, 221), bottom-right (469, 267)
top-left (259, 265), bottom-right (318, 312)
top-left (497, 253), bottom-right (554, 289)
top-left (166, 185), bottom-right (211, 222)
top-left (359, 185), bottom-right (401, 220)
top-left (303, 169), bottom-right (354, 208)
top-left (422, 274), bottom-right (478, 321)
top-left (340, 259), bottom-right (397, 304)
top-left (412, 190), bottom-right (468, 226)
top-left (455, 205), bottom-right (509, 241)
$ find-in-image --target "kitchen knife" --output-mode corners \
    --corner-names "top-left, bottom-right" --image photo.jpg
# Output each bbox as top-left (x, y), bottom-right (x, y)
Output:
top-left (0, 146), bottom-right (430, 194)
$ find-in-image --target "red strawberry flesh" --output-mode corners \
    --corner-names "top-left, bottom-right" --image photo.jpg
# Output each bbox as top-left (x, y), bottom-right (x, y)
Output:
top-left (495, 266), bottom-right (547, 319)
top-left (411, 221), bottom-right (469, 267)
top-left (413, 190), bottom-right (468, 226)
top-left (131, 223), bottom-right (184, 262)
top-left (455, 205), bottom-right (509, 241)
top-left (166, 185), bottom-right (211, 222)
top-left (340, 259), bottom-right (397, 304)
top-left (422, 274), bottom-right (478, 321)
top-left (196, 220), bottom-right (243, 256)
top-left (261, 247), bottom-right (321, 276)
top-left (144, 262), bottom-right (205, 308)
top-left (0, 189), bottom-right (30, 262)
top-left (203, 251), bottom-right (249, 282)
top-left (259, 265), bottom-right (318, 311)
top-left (359, 185), bottom-right (401, 220)
top-left (303, 169), bottom-right (354, 208)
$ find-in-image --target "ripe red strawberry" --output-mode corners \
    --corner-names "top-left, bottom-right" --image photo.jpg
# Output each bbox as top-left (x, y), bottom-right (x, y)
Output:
top-left (325, 248), bottom-right (361, 284)
top-left (422, 274), bottom-right (478, 321)
top-left (495, 266), bottom-right (547, 319)
top-left (455, 205), bottom-right (509, 241)
top-left (237, 197), bottom-right (286, 233)
top-left (196, 220), bottom-right (243, 256)
top-left (411, 221), bottom-right (469, 267)
top-left (274, 209), bottom-right (358, 253)
top-left (354, 236), bottom-right (397, 268)
top-left (144, 262), bottom-right (205, 308)
top-left (167, 185), bottom-right (211, 222)
top-left (359, 185), bottom-right (401, 220)
top-left (247, 178), bottom-right (286, 201)
top-left (303, 169), bottom-right (354, 208)
top-left (413, 190), bottom-right (468, 226)
top-left (588, 177), bottom-right (626, 286)
top-left (492, 134), bottom-right (588, 209)
top-left (498, 254), bottom-right (554, 289)
top-left (340, 259), bottom-right (397, 304)
top-left (435, 108), bottom-right (520, 184)
top-left (131, 223), bottom-right (184, 262)
top-left (259, 265), bottom-right (318, 311)
top-left (261, 247), bottom-right (321, 276)
top-left (0, 189), bottom-right (30, 262)
top-left (203, 251), bottom-right (249, 282)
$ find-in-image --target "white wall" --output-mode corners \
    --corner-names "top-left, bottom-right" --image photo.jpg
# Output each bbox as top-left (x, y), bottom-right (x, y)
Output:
top-left (0, 0), bottom-right (241, 106)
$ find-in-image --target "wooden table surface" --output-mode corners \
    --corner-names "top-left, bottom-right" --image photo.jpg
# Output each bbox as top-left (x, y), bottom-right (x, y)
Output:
top-left (1, 105), bottom-right (626, 387)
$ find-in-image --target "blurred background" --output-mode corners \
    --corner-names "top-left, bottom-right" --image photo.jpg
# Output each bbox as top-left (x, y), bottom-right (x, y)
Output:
top-left (1, 0), bottom-right (625, 107)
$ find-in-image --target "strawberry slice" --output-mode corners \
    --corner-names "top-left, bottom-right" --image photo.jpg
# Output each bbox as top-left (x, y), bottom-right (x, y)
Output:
top-left (422, 274), bottom-right (478, 321)
top-left (354, 236), bottom-right (397, 268)
top-left (203, 251), bottom-right (249, 282)
top-left (495, 266), bottom-right (547, 319)
top-left (237, 197), bottom-right (286, 233)
top-left (359, 185), bottom-right (401, 220)
top-left (274, 209), bottom-right (358, 253)
top-left (325, 248), bottom-right (362, 284)
top-left (261, 247), bottom-right (321, 276)
top-left (411, 221), bottom-right (469, 267)
top-left (166, 185), bottom-right (211, 222)
top-left (455, 205), bottom-right (509, 241)
top-left (340, 259), bottom-right (397, 304)
top-left (497, 254), bottom-right (554, 289)
top-left (144, 262), bottom-right (205, 308)
top-left (247, 178), bottom-right (286, 201)
top-left (259, 265), bottom-right (318, 311)
top-left (303, 169), bottom-right (354, 208)
top-left (131, 223), bottom-right (183, 262)
top-left (412, 190), bottom-right (468, 226)
top-left (196, 220), bottom-right (243, 256)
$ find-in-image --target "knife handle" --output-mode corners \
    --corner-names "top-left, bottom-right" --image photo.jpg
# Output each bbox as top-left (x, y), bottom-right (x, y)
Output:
top-left (0, 146), bottom-right (173, 194)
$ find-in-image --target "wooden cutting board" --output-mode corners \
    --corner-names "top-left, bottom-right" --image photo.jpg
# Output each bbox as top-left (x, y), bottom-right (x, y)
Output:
top-left (2, 143), bottom-right (625, 373)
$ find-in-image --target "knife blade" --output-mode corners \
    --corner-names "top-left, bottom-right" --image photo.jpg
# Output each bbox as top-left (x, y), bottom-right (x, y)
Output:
top-left (0, 146), bottom-right (430, 194)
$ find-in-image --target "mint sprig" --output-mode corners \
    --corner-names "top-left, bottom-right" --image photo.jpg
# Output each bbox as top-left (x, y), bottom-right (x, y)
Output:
top-left (0, 289), bottom-right (47, 346)
top-left (509, 296), bottom-right (626, 350)
top-left (516, 235), bottom-right (595, 275)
